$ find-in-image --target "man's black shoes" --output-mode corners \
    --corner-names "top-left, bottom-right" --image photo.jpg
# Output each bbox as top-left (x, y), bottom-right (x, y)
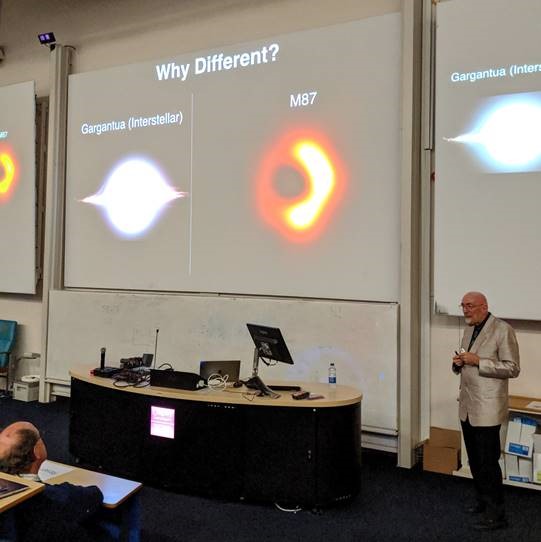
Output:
top-left (472, 516), bottom-right (508, 531)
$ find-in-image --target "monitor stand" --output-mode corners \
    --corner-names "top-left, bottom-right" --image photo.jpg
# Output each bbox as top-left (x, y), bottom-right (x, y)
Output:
top-left (244, 347), bottom-right (280, 398)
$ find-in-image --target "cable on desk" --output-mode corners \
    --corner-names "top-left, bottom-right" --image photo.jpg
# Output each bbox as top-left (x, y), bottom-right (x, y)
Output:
top-left (223, 388), bottom-right (259, 401)
top-left (112, 369), bottom-right (150, 388)
top-left (206, 372), bottom-right (228, 391)
top-left (274, 503), bottom-right (302, 513)
top-left (133, 377), bottom-right (150, 388)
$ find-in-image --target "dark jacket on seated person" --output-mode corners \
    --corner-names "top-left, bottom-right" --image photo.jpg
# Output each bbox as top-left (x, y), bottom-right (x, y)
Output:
top-left (14, 482), bottom-right (110, 542)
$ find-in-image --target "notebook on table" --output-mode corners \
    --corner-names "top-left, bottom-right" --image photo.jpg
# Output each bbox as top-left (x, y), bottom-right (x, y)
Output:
top-left (199, 360), bottom-right (241, 383)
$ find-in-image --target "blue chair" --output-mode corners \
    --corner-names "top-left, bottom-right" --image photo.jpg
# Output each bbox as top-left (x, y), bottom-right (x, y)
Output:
top-left (0, 319), bottom-right (17, 394)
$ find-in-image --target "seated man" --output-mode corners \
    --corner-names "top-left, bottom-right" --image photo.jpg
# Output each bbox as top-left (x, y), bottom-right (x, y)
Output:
top-left (0, 421), bottom-right (111, 542)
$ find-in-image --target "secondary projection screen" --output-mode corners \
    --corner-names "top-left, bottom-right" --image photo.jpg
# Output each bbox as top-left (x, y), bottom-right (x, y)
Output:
top-left (435, 0), bottom-right (541, 320)
top-left (65, 14), bottom-right (401, 301)
top-left (0, 81), bottom-right (36, 294)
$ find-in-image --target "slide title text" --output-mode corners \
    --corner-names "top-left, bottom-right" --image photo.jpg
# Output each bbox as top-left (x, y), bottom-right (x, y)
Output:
top-left (155, 43), bottom-right (280, 82)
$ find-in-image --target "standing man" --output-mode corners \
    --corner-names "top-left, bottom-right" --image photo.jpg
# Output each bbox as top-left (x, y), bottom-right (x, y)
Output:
top-left (452, 291), bottom-right (520, 531)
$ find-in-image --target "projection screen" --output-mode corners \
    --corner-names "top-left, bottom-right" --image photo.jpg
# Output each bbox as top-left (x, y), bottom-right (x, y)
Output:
top-left (0, 81), bottom-right (36, 294)
top-left (435, 0), bottom-right (541, 320)
top-left (65, 14), bottom-right (401, 302)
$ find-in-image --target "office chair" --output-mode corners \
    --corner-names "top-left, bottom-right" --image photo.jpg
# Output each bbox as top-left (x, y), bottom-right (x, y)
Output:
top-left (0, 319), bottom-right (17, 395)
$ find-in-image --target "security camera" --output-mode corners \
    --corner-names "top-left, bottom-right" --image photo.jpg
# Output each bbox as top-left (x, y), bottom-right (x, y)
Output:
top-left (38, 32), bottom-right (56, 50)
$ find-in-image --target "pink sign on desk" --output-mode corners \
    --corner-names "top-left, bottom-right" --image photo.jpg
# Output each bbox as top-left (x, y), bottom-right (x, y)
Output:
top-left (150, 405), bottom-right (175, 439)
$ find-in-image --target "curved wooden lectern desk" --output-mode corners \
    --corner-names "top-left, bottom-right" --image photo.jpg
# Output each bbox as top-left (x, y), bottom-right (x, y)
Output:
top-left (69, 366), bottom-right (362, 508)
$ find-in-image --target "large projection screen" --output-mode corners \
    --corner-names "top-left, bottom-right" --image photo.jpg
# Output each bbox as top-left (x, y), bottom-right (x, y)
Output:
top-left (435, 0), bottom-right (541, 320)
top-left (65, 14), bottom-right (401, 301)
top-left (0, 81), bottom-right (36, 294)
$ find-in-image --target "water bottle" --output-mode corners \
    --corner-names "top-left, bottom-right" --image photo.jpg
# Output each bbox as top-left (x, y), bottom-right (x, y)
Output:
top-left (328, 362), bottom-right (337, 386)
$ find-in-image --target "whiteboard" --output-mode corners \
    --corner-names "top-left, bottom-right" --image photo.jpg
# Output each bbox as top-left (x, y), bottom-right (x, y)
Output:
top-left (46, 290), bottom-right (398, 433)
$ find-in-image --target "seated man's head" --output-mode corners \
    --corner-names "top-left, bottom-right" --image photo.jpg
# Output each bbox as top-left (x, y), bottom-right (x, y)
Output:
top-left (0, 421), bottom-right (47, 475)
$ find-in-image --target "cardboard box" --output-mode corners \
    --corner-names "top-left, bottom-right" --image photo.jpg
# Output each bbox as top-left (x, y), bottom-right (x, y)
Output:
top-left (533, 453), bottom-right (541, 484)
top-left (518, 457), bottom-right (533, 483)
top-left (533, 432), bottom-right (541, 453)
top-left (505, 418), bottom-right (522, 454)
top-left (520, 418), bottom-right (537, 455)
top-left (12, 380), bottom-right (39, 402)
top-left (505, 453), bottom-right (533, 483)
top-left (505, 416), bottom-right (537, 458)
top-left (423, 427), bottom-right (461, 474)
top-left (505, 453), bottom-right (519, 480)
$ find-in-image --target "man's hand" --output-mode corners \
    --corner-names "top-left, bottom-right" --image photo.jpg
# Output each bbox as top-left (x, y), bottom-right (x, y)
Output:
top-left (453, 353), bottom-right (464, 367)
top-left (457, 351), bottom-right (480, 366)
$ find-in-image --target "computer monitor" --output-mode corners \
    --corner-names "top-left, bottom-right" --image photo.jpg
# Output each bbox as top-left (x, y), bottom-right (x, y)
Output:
top-left (199, 360), bottom-right (241, 383)
top-left (245, 324), bottom-right (294, 397)
top-left (246, 324), bottom-right (294, 367)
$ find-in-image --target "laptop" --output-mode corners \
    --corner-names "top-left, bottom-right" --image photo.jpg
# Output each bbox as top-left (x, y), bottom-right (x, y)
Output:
top-left (0, 476), bottom-right (28, 500)
top-left (199, 360), bottom-right (241, 383)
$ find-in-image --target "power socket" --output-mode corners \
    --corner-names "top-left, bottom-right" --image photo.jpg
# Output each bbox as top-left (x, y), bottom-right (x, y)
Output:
top-left (22, 352), bottom-right (40, 359)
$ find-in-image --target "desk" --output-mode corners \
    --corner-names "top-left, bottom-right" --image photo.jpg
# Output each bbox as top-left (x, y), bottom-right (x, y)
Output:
top-left (69, 366), bottom-right (362, 508)
top-left (42, 461), bottom-right (141, 508)
top-left (42, 460), bottom-right (141, 542)
top-left (0, 473), bottom-right (43, 513)
top-left (0, 474), bottom-right (43, 541)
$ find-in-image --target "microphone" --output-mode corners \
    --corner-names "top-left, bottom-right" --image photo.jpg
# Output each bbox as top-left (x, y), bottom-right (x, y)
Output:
top-left (92, 346), bottom-right (120, 378)
top-left (100, 347), bottom-right (106, 370)
top-left (153, 329), bottom-right (159, 369)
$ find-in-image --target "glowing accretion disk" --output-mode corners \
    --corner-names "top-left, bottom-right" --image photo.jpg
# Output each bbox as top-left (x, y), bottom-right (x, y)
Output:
top-left (285, 141), bottom-right (335, 230)
top-left (479, 102), bottom-right (541, 166)
top-left (0, 152), bottom-right (15, 198)
top-left (82, 157), bottom-right (186, 237)
top-left (256, 131), bottom-right (345, 242)
top-left (447, 100), bottom-right (541, 170)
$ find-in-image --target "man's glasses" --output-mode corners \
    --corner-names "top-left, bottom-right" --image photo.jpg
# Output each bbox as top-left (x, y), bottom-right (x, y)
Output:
top-left (459, 303), bottom-right (479, 310)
